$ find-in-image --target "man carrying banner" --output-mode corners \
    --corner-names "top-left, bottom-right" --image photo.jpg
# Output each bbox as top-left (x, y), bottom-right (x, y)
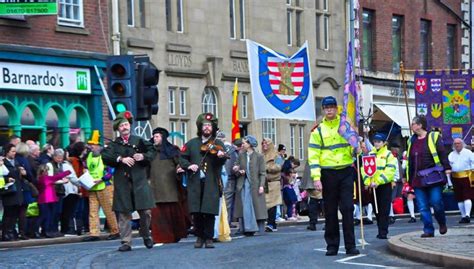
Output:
top-left (308, 96), bottom-right (360, 256)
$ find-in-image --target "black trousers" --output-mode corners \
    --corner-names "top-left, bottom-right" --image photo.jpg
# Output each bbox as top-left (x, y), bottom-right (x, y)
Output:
top-left (321, 166), bottom-right (356, 251)
top-left (267, 206), bottom-right (277, 228)
top-left (375, 183), bottom-right (392, 237)
top-left (308, 198), bottom-right (323, 225)
top-left (61, 194), bottom-right (79, 233)
top-left (193, 213), bottom-right (215, 240)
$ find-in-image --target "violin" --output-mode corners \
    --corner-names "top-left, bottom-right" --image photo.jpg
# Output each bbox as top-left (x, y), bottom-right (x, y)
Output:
top-left (200, 139), bottom-right (230, 158)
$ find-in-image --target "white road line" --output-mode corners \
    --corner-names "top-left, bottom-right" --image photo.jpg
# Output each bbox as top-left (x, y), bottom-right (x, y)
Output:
top-left (336, 254), bottom-right (388, 268)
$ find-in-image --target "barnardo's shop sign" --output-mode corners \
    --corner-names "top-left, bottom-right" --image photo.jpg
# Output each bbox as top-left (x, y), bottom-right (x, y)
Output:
top-left (0, 0), bottom-right (57, 16)
top-left (0, 61), bottom-right (91, 94)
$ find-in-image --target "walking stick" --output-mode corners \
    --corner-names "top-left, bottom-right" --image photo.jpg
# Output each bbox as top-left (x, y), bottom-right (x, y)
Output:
top-left (356, 157), bottom-right (365, 249)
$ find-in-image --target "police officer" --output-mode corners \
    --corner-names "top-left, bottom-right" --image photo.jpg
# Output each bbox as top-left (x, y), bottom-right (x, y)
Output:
top-left (308, 96), bottom-right (359, 256)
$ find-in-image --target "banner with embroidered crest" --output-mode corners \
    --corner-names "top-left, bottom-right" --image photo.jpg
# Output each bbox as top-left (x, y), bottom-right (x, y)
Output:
top-left (246, 40), bottom-right (316, 120)
top-left (362, 155), bottom-right (376, 177)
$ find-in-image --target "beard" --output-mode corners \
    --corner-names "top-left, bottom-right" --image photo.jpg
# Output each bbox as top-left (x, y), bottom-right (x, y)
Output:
top-left (202, 128), bottom-right (212, 138)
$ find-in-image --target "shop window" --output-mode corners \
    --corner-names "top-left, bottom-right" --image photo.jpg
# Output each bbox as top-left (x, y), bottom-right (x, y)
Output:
top-left (362, 9), bottom-right (374, 71)
top-left (0, 105), bottom-right (10, 148)
top-left (46, 108), bottom-right (61, 147)
top-left (58, 0), bottom-right (84, 28)
top-left (21, 106), bottom-right (36, 126)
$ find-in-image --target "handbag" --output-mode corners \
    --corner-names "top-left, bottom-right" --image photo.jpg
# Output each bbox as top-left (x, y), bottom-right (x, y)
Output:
top-left (417, 166), bottom-right (446, 187)
top-left (298, 197), bottom-right (309, 216)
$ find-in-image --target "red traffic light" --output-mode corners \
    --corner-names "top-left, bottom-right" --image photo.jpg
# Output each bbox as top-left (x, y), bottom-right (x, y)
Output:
top-left (110, 63), bottom-right (127, 78)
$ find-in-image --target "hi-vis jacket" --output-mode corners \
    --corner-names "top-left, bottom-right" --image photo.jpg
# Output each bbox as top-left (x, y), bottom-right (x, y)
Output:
top-left (308, 115), bottom-right (353, 181)
top-left (361, 145), bottom-right (397, 186)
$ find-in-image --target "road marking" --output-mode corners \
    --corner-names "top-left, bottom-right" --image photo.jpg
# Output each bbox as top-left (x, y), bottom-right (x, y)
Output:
top-left (336, 254), bottom-right (388, 268)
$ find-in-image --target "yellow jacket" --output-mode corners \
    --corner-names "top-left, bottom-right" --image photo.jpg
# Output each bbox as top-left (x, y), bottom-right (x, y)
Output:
top-left (308, 115), bottom-right (354, 181)
top-left (361, 145), bottom-right (397, 186)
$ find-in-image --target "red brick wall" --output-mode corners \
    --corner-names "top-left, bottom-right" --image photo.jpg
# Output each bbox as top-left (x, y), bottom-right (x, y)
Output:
top-left (359, 0), bottom-right (462, 72)
top-left (0, 1), bottom-right (110, 53)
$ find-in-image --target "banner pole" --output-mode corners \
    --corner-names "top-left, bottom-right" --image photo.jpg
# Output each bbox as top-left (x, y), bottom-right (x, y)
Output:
top-left (356, 156), bottom-right (365, 249)
top-left (400, 61), bottom-right (412, 136)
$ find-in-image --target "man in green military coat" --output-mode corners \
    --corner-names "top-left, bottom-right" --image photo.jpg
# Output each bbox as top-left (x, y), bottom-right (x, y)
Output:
top-left (180, 113), bottom-right (227, 249)
top-left (102, 111), bottom-right (155, 252)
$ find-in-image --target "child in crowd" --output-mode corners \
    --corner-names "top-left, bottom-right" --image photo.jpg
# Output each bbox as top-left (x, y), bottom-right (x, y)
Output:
top-left (282, 168), bottom-right (298, 220)
top-left (37, 164), bottom-right (71, 238)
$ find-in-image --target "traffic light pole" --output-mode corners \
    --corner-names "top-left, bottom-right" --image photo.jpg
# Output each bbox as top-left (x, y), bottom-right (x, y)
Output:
top-left (94, 65), bottom-right (117, 120)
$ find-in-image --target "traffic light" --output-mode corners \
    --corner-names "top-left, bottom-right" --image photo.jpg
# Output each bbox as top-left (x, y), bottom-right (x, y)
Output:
top-left (136, 60), bottom-right (160, 121)
top-left (106, 55), bottom-right (136, 116)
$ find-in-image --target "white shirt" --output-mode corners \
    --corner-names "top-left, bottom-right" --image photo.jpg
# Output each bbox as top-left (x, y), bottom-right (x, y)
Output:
top-left (1, 164), bottom-right (9, 176)
top-left (448, 148), bottom-right (474, 172)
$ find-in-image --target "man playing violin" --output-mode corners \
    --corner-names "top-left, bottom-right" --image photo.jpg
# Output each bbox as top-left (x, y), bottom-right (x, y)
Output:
top-left (179, 113), bottom-right (227, 249)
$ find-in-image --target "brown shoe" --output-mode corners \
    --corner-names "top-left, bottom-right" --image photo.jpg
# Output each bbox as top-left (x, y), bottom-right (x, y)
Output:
top-left (194, 237), bottom-right (204, 248)
top-left (204, 239), bottom-right (215, 248)
top-left (439, 224), bottom-right (448, 235)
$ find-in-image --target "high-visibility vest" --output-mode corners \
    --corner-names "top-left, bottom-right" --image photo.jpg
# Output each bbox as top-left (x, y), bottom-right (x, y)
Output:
top-left (87, 153), bottom-right (106, 191)
top-left (406, 131), bottom-right (441, 183)
top-left (361, 145), bottom-right (397, 186)
top-left (308, 115), bottom-right (353, 181)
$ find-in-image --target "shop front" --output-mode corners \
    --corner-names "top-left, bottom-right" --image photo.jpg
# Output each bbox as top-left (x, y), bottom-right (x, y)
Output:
top-left (0, 47), bottom-right (106, 148)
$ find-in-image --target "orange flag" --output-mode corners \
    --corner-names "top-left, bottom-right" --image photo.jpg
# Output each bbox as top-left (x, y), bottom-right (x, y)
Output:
top-left (231, 78), bottom-right (241, 141)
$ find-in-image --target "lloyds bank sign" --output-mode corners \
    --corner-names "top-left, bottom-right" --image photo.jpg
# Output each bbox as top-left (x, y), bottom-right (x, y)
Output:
top-left (0, 61), bottom-right (91, 94)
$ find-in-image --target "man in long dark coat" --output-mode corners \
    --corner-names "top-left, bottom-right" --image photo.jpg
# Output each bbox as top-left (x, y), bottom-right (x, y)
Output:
top-left (102, 111), bottom-right (155, 252)
top-left (180, 113), bottom-right (227, 248)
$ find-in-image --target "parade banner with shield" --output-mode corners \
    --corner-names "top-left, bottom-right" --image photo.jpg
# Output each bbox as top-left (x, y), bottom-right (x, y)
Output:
top-left (362, 155), bottom-right (376, 177)
top-left (246, 40), bottom-right (315, 121)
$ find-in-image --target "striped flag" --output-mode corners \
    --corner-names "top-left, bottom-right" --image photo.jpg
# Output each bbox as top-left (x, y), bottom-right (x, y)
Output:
top-left (231, 78), bottom-right (241, 141)
top-left (338, 41), bottom-right (360, 149)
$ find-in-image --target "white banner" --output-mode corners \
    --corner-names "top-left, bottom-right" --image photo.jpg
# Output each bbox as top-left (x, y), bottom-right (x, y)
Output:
top-left (0, 61), bottom-right (91, 94)
top-left (246, 40), bottom-right (315, 121)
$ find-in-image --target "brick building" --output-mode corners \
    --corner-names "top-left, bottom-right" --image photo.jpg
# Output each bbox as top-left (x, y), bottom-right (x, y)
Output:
top-left (357, 0), bottom-right (466, 141)
top-left (0, 1), bottom-right (112, 147)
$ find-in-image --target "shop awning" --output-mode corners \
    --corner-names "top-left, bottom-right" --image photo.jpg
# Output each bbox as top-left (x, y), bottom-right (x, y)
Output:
top-left (374, 103), bottom-right (416, 136)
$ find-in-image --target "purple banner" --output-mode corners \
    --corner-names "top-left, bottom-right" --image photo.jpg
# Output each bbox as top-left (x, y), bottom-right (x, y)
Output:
top-left (415, 71), bottom-right (474, 145)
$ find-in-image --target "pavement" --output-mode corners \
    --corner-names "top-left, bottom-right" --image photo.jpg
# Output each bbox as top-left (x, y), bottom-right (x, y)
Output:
top-left (388, 223), bottom-right (474, 268)
top-left (1, 213), bottom-right (473, 268)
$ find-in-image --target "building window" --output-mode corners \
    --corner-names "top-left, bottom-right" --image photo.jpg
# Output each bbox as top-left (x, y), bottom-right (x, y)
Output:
top-left (362, 9), bottom-right (374, 71)
top-left (447, 24), bottom-right (456, 69)
top-left (165, 0), bottom-right (172, 31)
top-left (202, 87), bottom-right (218, 116)
top-left (298, 125), bottom-right (305, 160)
top-left (315, 97), bottom-right (322, 119)
top-left (316, 0), bottom-right (330, 50)
top-left (287, 1), bottom-right (303, 46)
top-left (239, 0), bottom-right (246, 39)
top-left (287, 10), bottom-right (292, 45)
top-left (290, 125), bottom-right (296, 157)
top-left (262, 119), bottom-right (276, 143)
top-left (230, 0), bottom-right (245, 40)
top-left (58, 0), bottom-right (84, 27)
top-left (242, 93), bottom-right (248, 119)
top-left (177, 0), bottom-right (184, 33)
top-left (392, 16), bottom-right (403, 73)
top-left (169, 121), bottom-right (177, 145)
top-left (138, 0), bottom-right (146, 27)
top-left (179, 88), bottom-right (187, 116)
top-left (179, 121), bottom-right (188, 147)
top-left (127, 0), bottom-right (134, 27)
top-left (168, 88), bottom-right (176, 115)
top-left (229, 0), bottom-right (236, 39)
top-left (165, 0), bottom-right (184, 33)
top-left (420, 19), bottom-right (432, 69)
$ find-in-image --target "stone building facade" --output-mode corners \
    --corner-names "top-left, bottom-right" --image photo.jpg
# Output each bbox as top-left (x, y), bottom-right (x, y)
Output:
top-left (119, 0), bottom-right (348, 160)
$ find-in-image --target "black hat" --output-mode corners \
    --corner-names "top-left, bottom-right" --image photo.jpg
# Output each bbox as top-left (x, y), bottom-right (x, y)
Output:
top-left (152, 127), bottom-right (170, 138)
top-left (278, 144), bottom-right (286, 151)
